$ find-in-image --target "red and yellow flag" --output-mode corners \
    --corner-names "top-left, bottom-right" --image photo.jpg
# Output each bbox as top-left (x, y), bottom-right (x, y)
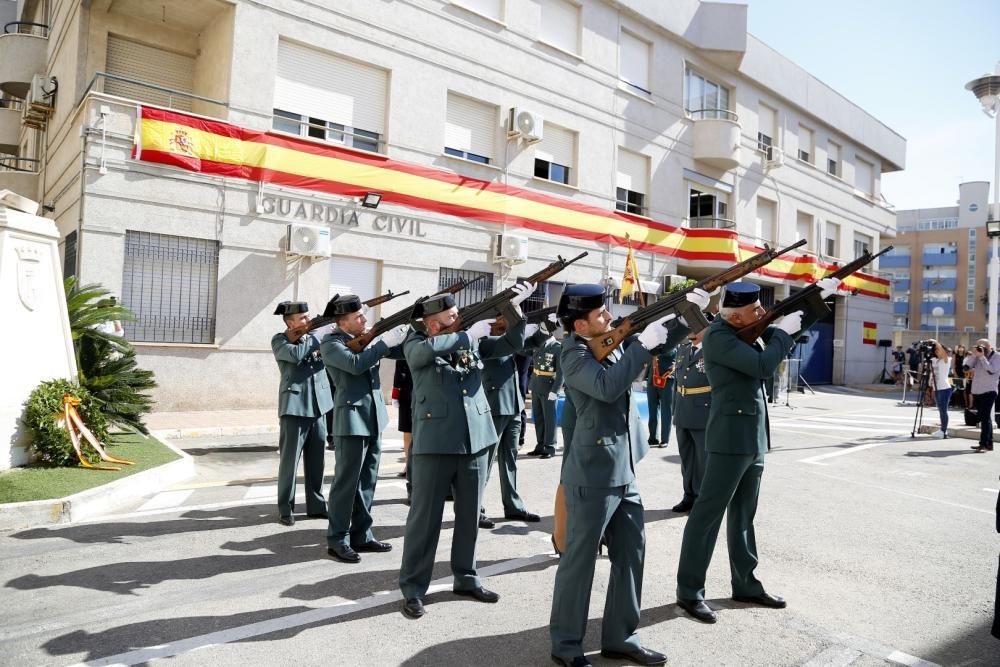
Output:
top-left (862, 321), bottom-right (877, 345)
top-left (619, 234), bottom-right (644, 306)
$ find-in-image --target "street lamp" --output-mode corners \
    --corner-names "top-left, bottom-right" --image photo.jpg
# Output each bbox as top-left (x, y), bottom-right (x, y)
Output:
top-left (932, 305), bottom-right (944, 339)
top-left (966, 64), bottom-right (1000, 345)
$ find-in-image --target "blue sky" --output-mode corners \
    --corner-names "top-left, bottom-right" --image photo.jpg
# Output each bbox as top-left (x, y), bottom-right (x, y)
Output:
top-left (735, 0), bottom-right (1000, 211)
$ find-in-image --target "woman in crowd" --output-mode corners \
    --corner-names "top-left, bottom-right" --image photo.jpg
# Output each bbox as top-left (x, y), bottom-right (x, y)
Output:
top-left (952, 344), bottom-right (968, 409)
top-left (930, 340), bottom-right (953, 438)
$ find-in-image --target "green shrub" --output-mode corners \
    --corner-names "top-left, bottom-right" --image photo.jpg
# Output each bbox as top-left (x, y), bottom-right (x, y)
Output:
top-left (23, 379), bottom-right (109, 467)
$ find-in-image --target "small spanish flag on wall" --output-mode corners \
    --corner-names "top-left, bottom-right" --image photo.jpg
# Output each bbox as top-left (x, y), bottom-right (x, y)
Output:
top-left (619, 233), bottom-right (644, 306)
top-left (862, 321), bottom-right (877, 345)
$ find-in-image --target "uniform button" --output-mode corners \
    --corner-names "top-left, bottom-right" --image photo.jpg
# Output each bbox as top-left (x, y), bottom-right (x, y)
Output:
top-left (463, 389), bottom-right (467, 395)
top-left (426, 412), bottom-right (431, 417)
top-left (737, 409), bottom-right (742, 414)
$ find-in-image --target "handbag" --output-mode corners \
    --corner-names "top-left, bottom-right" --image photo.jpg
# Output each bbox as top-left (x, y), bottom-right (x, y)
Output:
top-left (965, 408), bottom-right (980, 427)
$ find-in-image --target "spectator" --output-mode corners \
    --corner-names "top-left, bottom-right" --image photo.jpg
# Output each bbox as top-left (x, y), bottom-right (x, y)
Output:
top-left (928, 340), bottom-right (953, 438)
top-left (891, 345), bottom-right (906, 384)
top-left (964, 338), bottom-right (1000, 453)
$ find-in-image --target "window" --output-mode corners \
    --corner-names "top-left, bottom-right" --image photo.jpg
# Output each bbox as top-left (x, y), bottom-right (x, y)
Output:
top-left (824, 221), bottom-right (840, 257)
top-left (757, 103), bottom-right (777, 160)
top-left (619, 30), bottom-right (650, 95)
top-left (891, 270), bottom-right (910, 280)
top-left (754, 197), bottom-right (776, 245)
top-left (452, 0), bottom-right (502, 21)
top-left (273, 42), bottom-right (387, 152)
top-left (688, 185), bottom-right (730, 228)
top-left (63, 231), bottom-right (77, 280)
top-left (438, 267), bottom-right (494, 308)
top-left (796, 211), bottom-right (814, 250)
top-left (445, 93), bottom-right (497, 164)
top-left (922, 242), bottom-right (957, 254)
top-left (920, 315), bottom-right (954, 329)
top-left (539, 0), bottom-right (580, 54)
top-left (923, 291), bottom-right (954, 303)
top-left (684, 68), bottom-right (730, 119)
top-left (853, 232), bottom-right (872, 257)
top-left (329, 256), bottom-right (378, 304)
top-left (798, 125), bottom-right (814, 163)
top-left (105, 36), bottom-right (195, 111)
top-left (924, 266), bottom-right (957, 279)
top-left (534, 123), bottom-right (575, 185)
top-left (121, 231), bottom-right (219, 344)
top-left (918, 217), bottom-right (959, 230)
top-left (968, 228), bottom-right (977, 311)
top-left (828, 141), bottom-right (841, 177)
top-left (894, 316), bottom-right (908, 327)
top-left (616, 148), bottom-right (648, 215)
top-left (887, 245), bottom-right (911, 256)
top-left (855, 157), bottom-right (874, 195)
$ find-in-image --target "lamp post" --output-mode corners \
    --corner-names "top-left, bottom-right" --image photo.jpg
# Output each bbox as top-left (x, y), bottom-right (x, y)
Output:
top-left (966, 64), bottom-right (1000, 345)
top-left (932, 305), bottom-right (944, 339)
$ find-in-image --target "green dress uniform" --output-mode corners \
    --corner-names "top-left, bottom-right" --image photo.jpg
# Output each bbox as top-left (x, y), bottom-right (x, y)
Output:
top-left (321, 321), bottom-right (402, 550)
top-left (645, 350), bottom-right (676, 445)
top-left (271, 328), bottom-right (333, 520)
top-left (676, 296), bottom-right (816, 604)
top-left (398, 311), bottom-right (522, 601)
top-left (528, 337), bottom-right (564, 457)
top-left (671, 341), bottom-right (710, 507)
top-left (480, 320), bottom-right (543, 516)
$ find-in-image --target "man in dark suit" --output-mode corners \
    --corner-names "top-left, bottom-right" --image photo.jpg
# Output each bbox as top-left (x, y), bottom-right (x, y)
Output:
top-left (670, 323), bottom-right (711, 513)
top-left (270, 301), bottom-right (333, 526)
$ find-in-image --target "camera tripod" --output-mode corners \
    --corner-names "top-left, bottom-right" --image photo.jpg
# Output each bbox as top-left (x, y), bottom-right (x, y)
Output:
top-left (909, 356), bottom-right (935, 438)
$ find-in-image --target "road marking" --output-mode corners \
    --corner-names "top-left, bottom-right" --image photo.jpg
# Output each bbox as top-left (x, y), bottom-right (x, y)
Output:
top-left (66, 552), bottom-right (556, 667)
top-left (886, 650), bottom-right (941, 667)
top-left (800, 436), bottom-right (912, 465)
top-left (806, 468), bottom-right (993, 515)
top-left (801, 646), bottom-right (862, 667)
top-left (136, 490), bottom-right (194, 512)
top-left (776, 423), bottom-right (903, 434)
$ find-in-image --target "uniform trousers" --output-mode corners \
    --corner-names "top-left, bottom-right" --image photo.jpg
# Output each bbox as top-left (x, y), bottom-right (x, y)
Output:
top-left (531, 377), bottom-right (559, 455)
top-left (646, 381), bottom-right (674, 444)
top-left (399, 449), bottom-right (490, 599)
top-left (675, 427), bottom-right (707, 504)
top-left (483, 414), bottom-right (527, 515)
top-left (326, 433), bottom-right (381, 547)
top-left (676, 451), bottom-right (767, 601)
top-left (550, 480), bottom-right (645, 660)
top-left (276, 414), bottom-right (327, 517)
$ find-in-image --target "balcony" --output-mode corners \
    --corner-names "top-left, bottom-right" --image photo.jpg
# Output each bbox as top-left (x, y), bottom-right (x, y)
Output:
top-left (690, 109), bottom-right (741, 171)
top-left (0, 98), bottom-right (21, 155)
top-left (893, 302), bottom-right (910, 315)
top-left (921, 277), bottom-right (957, 290)
top-left (920, 302), bottom-right (956, 315)
top-left (879, 254), bottom-right (911, 268)
top-left (688, 217), bottom-right (735, 230)
top-left (893, 279), bottom-right (910, 291)
top-left (0, 23), bottom-right (48, 99)
top-left (921, 252), bottom-right (957, 266)
top-left (0, 156), bottom-right (40, 199)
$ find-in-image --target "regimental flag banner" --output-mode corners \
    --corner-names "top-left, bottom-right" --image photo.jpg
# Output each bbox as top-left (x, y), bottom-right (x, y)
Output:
top-left (619, 234), bottom-right (644, 306)
top-left (863, 321), bottom-right (877, 345)
top-left (132, 106), bottom-right (890, 298)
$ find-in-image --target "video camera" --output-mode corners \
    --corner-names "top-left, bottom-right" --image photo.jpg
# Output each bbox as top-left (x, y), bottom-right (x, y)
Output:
top-left (915, 340), bottom-right (938, 359)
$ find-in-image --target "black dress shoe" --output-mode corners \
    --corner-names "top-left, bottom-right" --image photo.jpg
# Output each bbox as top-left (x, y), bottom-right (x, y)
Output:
top-left (279, 515), bottom-right (295, 526)
top-left (671, 501), bottom-right (693, 513)
top-left (453, 586), bottom-right (500, 603)
top-left (478, 515), bottom-right (496, 529)
top-left (402, 597), bottom-right (425, 619)
top-left (526, 449), bottom-right (544, 456)
top-left (352, 539), bottom-right (392, 553)
top-left (973, 445), bottom-right (995, 452)
top-left (600, 647), bottom-right (667, 666)
top-left (647, 438), bottom-right (659, 446)
top-left (540, 452), bottom-right (553, 459)
top-left (550, 655), bottom-right (592, 667)
top-left (677, 598), bottom-right (717, 623)
top-left (327, 544), bottom-right (361, 563)
top-left (733, 592), bottom-right (786, 608)
top-left (504, 510), bottom-right (541, 522)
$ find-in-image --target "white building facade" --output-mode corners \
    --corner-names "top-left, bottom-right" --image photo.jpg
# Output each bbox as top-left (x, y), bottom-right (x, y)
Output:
top-left (0, 0), bottom-right (905, 411)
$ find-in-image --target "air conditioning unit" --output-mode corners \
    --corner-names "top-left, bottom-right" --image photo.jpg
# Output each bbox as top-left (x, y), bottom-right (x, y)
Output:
top-left (763, 146), bottom-right (784, 170)
top-left (492, 233), bottom-right (528, 264)
top-left (507, 107), bottom-right (543, 143)
top-left (287, 223), bottom-right (331, 257)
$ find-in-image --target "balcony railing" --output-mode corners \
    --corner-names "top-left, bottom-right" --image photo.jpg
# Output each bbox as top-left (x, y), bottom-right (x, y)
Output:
top-left (0, 156), bottom-right (40, 172)
top-left (3, 22), bottom-right (49, 37)
top-left (688, 108), bottom-right (739, 122)
top-left (921, 252), bottom-right (957, 266)
top-left (80, 71), bottom-right (228, 117)
top-left (688, 217), bottom-right (735, 230)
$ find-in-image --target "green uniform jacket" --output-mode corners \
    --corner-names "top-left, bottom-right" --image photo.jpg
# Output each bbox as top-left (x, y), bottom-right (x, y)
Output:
top-left (702, 317), bottom-right (798, 454)
top-left (672, 342), bottom-right (711, 430)
top-left (529, 338), bottom-right (565, 394)
top-left (271, 331), bottom-right (333, 418)
top-left (480, 319), bottom-right (536, 416)
top-left (320, 328), bottom-right (402, 437)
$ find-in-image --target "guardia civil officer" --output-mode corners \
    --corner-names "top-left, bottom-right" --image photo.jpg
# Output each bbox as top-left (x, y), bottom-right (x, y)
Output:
top-left (271, 301), bottom-right (333, 526)
top-left (526, 314), bottom-right (564, 459)
top-left (320, 295), bottom-right (408, 563)
top-left (645, 349), bottom-right (676, 447)
top-left (479, 299), bottom-right (547, 525)
top-left (675, 279), bottom-right (840, 623)
top-left (670, 320), bottom-right (712, 513)
top-left (398, 282), bottom-right (535, 619)
top-left (549, 284), bottom-right (709, 667)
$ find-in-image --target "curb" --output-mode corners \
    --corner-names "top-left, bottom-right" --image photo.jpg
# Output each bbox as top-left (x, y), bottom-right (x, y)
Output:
top-left (0, 435), bottom-right (194, 532)
top-left (149, 424), bottom-right (278, 440)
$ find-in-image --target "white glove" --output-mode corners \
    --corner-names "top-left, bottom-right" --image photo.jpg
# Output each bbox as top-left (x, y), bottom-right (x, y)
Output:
top-left (547, 392), bottom-right (558, 401)
top-left (637, 314), bottom-right (674, 351)
top-left (817, 277), bottom-right (841, 299)
top-left (510, 281), bottom-right (535, 307)
top-left (376, 324), bottom-right (408, 348)
top-left (776, 311), bottom-right (803, 336)
top-left (466, 319), bottom-right (494, 341)
top-left (685, 287), bottom-right (711, 311)
top-left (525, 323), bottom-right (540, 336)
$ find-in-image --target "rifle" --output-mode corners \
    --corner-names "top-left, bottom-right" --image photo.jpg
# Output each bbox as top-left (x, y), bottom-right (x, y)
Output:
top-left (588, 240), bottom-right (806, 363)
top-left (344, 276), bottom-right (486, 352)
top-left (364, 289), bottom-right (410, 308)
top-left (736, 245), bottom-right (893, 343)
top-left (290, 289), bottom-right (412, 336)
top-left (526, 306), bottom-right (558, 324)
top-left (436, 252), bottom-right (588, 335)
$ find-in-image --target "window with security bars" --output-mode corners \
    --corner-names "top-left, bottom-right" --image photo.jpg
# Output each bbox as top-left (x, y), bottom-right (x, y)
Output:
top-left (63, 231), bottom-right (77, 279)
top-left (518, 281), bottom-right (555, 314)
top-left (438, 267), bottom-right (495, 309)
top-left (121, 231), bottom-right (219, 343)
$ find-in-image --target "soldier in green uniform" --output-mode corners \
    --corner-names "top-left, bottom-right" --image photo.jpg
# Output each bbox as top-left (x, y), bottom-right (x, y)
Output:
top-left (670, 322), bottom-right (711, 513)
top-left (526, 318), bottom-right (564, 459)
top-left (398, 281), bottom-right (535, 620)
top-left (549, 284), bottom-right (709, 667)
top-left (645, 349), bottom-right (676, 447)
top-left (270, 301), bottom-right (333, 527)
top-left (320, 295), bottom-right (408, 563)
top-left (675, 279), bottom-right (841, 623)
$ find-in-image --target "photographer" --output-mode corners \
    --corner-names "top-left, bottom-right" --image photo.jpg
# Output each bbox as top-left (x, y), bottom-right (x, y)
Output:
top-left (925, 340), bottom-right (953, 438)
top-left (963, 338), bottom-right (1000, 453)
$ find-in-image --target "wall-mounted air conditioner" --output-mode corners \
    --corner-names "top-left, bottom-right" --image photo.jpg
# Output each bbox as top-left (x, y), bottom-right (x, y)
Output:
top-left (492, 233), bottom-right (528, 264)
top-left (287, 223), bottom-right (331, 257)
top-left (507, 107), bottom-right (543, 143)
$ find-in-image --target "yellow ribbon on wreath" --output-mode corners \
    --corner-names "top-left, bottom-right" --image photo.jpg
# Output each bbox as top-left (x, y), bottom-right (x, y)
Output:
top-left (55, 394), bottom-right (134, 470)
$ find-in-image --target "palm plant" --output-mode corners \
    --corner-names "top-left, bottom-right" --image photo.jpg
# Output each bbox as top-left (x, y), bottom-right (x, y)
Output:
top-left (64, 277), bottom-right (157, 434)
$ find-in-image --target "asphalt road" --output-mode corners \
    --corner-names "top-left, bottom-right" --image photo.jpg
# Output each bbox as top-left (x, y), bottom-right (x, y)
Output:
top-left (2, 387), bottom-right (998, 667)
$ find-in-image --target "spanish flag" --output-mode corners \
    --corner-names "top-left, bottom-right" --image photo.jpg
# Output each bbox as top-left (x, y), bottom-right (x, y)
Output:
top-left (619, 234), bottom-right (644, 306)
top-left (862, 321), bottom-right (877, 345)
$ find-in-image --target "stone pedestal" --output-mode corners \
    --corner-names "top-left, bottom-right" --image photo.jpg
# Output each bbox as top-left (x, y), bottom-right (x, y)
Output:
top-left (0, 191), bottom-right (77, 469)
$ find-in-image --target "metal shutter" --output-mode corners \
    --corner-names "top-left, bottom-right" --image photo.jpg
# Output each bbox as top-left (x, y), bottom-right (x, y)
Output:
top-left (105, 35), bottom-right (195, 111)
top-left (758, 103), bottom-right (776, 139)
top-left (274, 41), bottom-right (387, 135)
top-left (445, 93), bottom-right (496, 159)
top-left (329, 256), bottom-right (378, 302)
top-left (620, 30), bottom-right (649, 92)
top-left (535, 123), bottom-right (575, 168)
top-left (540, 0), bottom-right (579, 53)
top-left (855, 158), bottom-right (873, 194)
top-left (616, 148), bottom-right (648, 194)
